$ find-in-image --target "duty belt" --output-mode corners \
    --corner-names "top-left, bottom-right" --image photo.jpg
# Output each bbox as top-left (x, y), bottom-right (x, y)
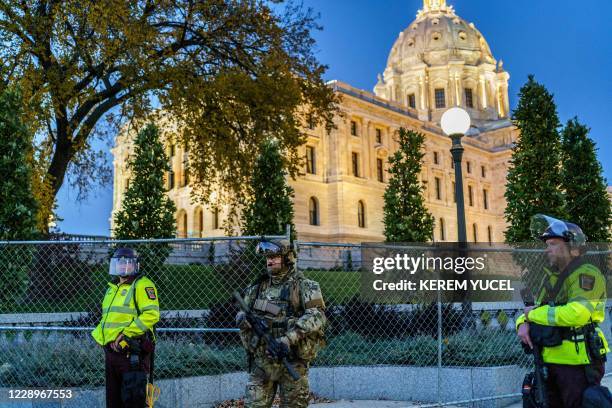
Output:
top-left (559, 324), bottom-right (598, 342)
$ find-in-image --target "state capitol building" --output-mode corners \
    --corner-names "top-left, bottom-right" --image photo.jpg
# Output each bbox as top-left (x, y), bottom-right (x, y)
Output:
top-left (111, 0), bottom-right (519, 243)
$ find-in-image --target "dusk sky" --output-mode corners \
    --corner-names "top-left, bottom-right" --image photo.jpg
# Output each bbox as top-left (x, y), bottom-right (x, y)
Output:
top-left (56, 0), bottom-right (612, 236)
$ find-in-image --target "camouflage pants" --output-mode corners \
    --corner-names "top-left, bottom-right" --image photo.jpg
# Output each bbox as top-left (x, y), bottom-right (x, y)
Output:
top-left (245, 357), bottom-right (309, 408)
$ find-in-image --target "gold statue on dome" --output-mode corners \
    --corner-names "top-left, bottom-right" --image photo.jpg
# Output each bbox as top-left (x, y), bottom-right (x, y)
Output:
top-left (424, 0), bottom-right (447, 11)
top-left (418, 0), bottom-right (454, 18)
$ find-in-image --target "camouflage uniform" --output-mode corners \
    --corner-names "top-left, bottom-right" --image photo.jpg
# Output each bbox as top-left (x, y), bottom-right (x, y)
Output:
top-left (238, 264), bottom-right (326, 408)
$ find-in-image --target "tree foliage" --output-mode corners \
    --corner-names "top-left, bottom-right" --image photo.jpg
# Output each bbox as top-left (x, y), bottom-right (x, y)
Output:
top-left (560, 118), bottom-right (611, 242)
top-left (242, 138), bottom-right (296, 240)
top-left (0, 87), bottom-right (38, 240)
top-left (113, 123), bottom-right (176, 277)
top-left (0, 0), bottom-right (337, 231)
top-left (383, 128), bottom-right (434, 242)
top-left (0, 86), bottom-right (38, 310)
top-left (504, 75), bottom-right (566, 243)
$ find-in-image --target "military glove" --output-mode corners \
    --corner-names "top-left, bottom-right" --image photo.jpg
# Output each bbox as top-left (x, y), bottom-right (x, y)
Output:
top-left (266, 336), bottom-right (290, 359)
top-left (236, 311), bottom-right (251, 330)
top-left (277, 336), bottom-right (291, 348)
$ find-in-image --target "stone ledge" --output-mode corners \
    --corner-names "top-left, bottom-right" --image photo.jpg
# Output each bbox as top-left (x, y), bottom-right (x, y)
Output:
top-left (0, 365), bottom-right (525, 408)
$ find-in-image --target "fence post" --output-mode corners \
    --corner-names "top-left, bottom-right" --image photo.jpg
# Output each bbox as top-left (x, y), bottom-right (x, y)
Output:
top-left (437, 286), bottom-right (442, 406)
top-left (285, 224), bottom-right (291, 241)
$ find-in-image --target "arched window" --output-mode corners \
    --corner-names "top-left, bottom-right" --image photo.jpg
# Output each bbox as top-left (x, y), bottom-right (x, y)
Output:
top-left (309, 197), bottom-right (319, 226)
top-left (194, 207), bottom-right (204, 238)
top-left (439, 218), bottom-right (446, 241)
top-left (177, 210), bottom-right (188, 238)
top-left (472, 223), bottom-right (478, 243)
top-left (357, 201), bottom-right (366, 228)
top-left (213, 207), bottom-right (220, 230)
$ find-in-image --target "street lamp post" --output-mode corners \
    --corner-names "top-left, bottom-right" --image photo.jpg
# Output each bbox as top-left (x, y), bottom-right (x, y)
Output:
top-left (441, 107), bottom-right (471, 243)
top-left (441, 107), bottom-right (473, 327)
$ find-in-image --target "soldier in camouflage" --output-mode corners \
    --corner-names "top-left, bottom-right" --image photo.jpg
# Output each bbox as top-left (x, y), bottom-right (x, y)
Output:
top-left (236, 239), bottom-right (327, 408)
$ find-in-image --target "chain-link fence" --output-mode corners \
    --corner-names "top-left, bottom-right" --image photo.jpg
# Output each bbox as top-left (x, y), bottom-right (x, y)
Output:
top-left (0, 236), bottom-right (610, 406)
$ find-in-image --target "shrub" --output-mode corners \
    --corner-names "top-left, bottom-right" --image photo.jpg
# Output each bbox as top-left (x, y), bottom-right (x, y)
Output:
top-left (0, 328), bottom-right (526, 387)
top-left (340, 297), bottom-right (408, 339)
top-left (27, 241), bottom-right (97, 303)
top-left (204, 300), bottom-right (241, 346)
top-left (406, 303), bottom-right (464, 337)
top-left (480, 310), bottom-right (492, 327)
top-left (497, 310), bottom-right (509, 329)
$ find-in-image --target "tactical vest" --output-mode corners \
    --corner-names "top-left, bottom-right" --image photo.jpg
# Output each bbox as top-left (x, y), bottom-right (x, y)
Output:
top-left (249, 277), bottom-right (303, 339)
top-left (246, 273), bottom-right (325, 362)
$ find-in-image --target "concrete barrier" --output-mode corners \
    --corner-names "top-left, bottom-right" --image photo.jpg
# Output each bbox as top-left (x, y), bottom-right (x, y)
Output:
top-left (0, 365), bottom-right (525, 408)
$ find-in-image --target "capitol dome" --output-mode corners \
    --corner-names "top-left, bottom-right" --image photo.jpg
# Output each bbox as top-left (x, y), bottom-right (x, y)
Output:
top-left (387, 4), bottom-right (495, 70)
top-left (374, 0), bottom-right (510, 126)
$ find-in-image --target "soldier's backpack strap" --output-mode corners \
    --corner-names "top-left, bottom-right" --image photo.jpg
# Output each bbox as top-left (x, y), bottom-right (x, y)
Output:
top-left (246, 272), bottom-right (271, 310)
top-left (283, 276), bottom-right (304, 318)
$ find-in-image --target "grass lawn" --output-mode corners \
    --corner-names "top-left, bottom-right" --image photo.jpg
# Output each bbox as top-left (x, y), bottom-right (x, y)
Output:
top-left (9, 265), bottom-right (361, 314)
top-left (8, 263), bottom-right (606, 314)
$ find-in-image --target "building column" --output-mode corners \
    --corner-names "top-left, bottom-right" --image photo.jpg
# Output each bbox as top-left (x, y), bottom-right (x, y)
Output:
top-left (363, 119), bottom-right (372, 179)
top-left (479, 74), bottom-right (487, 109)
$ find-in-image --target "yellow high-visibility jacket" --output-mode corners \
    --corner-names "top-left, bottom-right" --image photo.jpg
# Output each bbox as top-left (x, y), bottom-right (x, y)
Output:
top-left (91, 276), bottom-right (160, 346)
top-left (516, 259), bottom-right (609, 365)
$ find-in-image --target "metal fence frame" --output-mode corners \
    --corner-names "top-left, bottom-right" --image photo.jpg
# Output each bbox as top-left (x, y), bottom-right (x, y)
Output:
top-left (0, 236), bottom-right (610, 407)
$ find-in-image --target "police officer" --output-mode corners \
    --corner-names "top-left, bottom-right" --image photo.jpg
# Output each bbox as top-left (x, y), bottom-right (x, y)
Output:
top-left (236, 240), bottom-right (327, 408)
top-left (516, 214), bottom-right (609, 408)
top-left (92, 248), bottom-right (160, 408)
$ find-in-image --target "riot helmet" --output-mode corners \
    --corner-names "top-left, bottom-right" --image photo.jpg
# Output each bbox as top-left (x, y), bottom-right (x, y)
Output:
top-left (109, 247), bottom-right (140, 277)
top-left (530, 214), bottom-right (587, 249)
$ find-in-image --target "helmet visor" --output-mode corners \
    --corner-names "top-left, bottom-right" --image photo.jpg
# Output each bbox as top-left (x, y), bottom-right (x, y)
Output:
top-left (530, 214), bottom-right (569, 241)
top-left (255, 241), bottom-right (282, 257)
top-left (109, 257), bottom-right (139, 276)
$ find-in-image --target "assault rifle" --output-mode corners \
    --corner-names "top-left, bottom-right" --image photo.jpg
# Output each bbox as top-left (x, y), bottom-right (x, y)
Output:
top-left (520, 288), bottom-right (548, 408)
top-left (233, 291), bottom-right (300, 381)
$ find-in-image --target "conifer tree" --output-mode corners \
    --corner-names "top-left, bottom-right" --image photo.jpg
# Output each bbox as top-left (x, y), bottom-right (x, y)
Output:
top-left (560, 118), bottom-right (611, 242)
top-left (242, 138), bottom-right (296, 241)
top-left (113, 124), bottom-right (176, 277)
top-left (504, 75), bottom-right (566, 243)
top-left (383, 128), bottom-right (434, 242)
top-left (0, 87), bottom-right (39, 310)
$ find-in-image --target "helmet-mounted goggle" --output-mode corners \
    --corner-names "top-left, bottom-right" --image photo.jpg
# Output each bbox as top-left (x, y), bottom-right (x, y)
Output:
top-left (255, 241), bottom-right (284, 257)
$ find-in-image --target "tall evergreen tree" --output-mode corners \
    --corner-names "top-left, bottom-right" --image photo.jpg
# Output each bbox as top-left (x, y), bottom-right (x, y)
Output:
top-left (0, 87), bottom-right (39, 310)
top-left (560, 118), bottom-right (611, 242)
top-left (383, 128), bottom-right (434, 242)
top-left (242, 138), bottom-right (296, 241)
top-left (504, 75), bottom-right (566, 243)
top-left (0, 87), bottom-right (38, 240)
top-left (113, 124), bottom-right (176, 278)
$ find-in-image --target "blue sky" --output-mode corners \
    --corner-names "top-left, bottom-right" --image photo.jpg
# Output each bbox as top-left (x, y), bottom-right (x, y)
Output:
top-left (56, 0), bottom-right (612, 235)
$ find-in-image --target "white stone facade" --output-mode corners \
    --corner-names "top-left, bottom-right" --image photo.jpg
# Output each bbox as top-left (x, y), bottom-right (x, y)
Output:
top-left (111, 0), bottom-right (519, 243)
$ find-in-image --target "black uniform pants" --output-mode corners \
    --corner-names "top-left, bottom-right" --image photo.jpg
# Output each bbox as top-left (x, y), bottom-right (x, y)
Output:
top-left (545, 361), bottom-right (605, 408)
top-left (104, 346), bottom-right (151, 408)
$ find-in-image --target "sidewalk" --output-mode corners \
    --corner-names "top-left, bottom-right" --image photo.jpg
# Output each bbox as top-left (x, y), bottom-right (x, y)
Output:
top-left (309, 375), bottom-right (612, 408)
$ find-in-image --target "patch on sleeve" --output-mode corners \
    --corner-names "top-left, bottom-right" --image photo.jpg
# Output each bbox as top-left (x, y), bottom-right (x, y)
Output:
top-left (580, 274), bottom-right (595, 291)
top-left (145, 287), bottom-right (157, 300)
top-left (305, 298), bottom-right (325, 309)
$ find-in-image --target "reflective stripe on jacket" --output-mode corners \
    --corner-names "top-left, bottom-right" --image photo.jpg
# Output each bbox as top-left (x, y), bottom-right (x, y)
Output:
top-left (91, 276), bottom-right (160, 346)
